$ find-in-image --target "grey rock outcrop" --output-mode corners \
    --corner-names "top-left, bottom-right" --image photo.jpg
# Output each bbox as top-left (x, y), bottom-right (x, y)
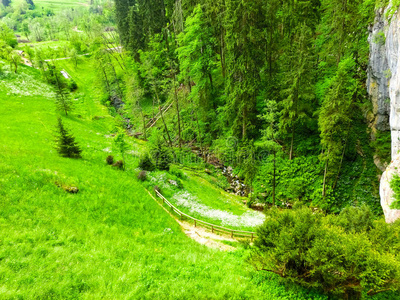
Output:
top-left (386, 6), bottom-right (400, 158)
top-left (367, 8), bottom-right (390, 132)
top-left (370, 3), bottom-right (400, 222)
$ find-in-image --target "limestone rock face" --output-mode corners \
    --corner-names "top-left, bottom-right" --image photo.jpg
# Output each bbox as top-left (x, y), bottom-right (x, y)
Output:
top-left (369, 3), bottom-right (400, 222)
top-left (368, 4), bottom-right (400, 158)
top-left (368, 8), bottom-right (390, 132)
top-left (380, 154), bottom-right (400, 223)
top-left (386, 6), bottom-right (400, 158)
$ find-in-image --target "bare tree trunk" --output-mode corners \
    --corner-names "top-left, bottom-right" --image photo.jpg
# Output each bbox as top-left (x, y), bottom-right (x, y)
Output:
top-left (155, 88), bottom-right (173, 147)
top-left (322, 152), bottom-right (329, 198)
top-left (195, 107), bottom-right (204, 161)
top-left (170, 61), bottom-right (181, 148)
top-left (289, 125), bottom-right (294, 160)
top-left (242, 104), bottom-right (247, 139)
top-left (141, 108), bottom-right (147, 140)
top-left (333, 134), bottom-right (349, 190)
top-left (100, 61), bottom-right (111, 94)
top-left (273, 150), bottom-right (276, 206)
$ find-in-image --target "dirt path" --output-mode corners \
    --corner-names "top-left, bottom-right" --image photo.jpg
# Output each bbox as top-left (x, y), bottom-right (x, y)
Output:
top-left (77, 2), bottom-right (89, 7)
top-left (145, 189), bottom-right (237, 251)
top-left (73, 26), bottom-right (83, 33)
top-left (179, 220), bottom-right (236, 251)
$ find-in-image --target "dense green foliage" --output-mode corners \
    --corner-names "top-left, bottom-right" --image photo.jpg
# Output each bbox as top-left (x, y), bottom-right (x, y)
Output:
top-left (0, 50), bottom-right (344, 299)
top-left (251, 206), bottom-right (400, 299)
top-left (2, 0), bottom-right (400, 299)
top-left (114, 0), bottom-right (387, 212)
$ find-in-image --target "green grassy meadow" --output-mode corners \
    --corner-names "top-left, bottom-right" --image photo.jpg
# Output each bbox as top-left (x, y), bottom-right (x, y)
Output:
top-left (14, 0), bottom-right (89, 11)
top-left (0, 60), bottom-right (332, 299)
top-left (150, 168), bottom-right (262, 231)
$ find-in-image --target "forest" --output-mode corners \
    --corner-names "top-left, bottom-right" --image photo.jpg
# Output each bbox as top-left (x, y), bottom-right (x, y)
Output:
top-left (114, 0), bottom-right (388, 213)
top-left (1, 0), bottom-right (400, 299)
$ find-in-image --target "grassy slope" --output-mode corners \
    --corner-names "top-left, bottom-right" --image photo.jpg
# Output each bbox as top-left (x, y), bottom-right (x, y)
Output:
top-left (0, 61), bottom-right (330, 299)
top-left (154, 168), bottom-right (261, 231)
top-left (14, 0), bottom-right (89, 11)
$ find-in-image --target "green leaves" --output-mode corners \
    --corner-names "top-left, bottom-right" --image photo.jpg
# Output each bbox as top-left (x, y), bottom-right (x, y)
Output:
top-left (251, 207), bottom-right (400, 298)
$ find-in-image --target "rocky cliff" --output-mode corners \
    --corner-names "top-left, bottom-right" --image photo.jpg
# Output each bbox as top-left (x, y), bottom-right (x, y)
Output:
top-left (367, 8), bottom-right (390, 134)
top-left (369, 3), bottom-right (400, 222)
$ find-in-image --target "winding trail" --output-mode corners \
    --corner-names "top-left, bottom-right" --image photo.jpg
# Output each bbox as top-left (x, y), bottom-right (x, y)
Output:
top-left (145, 189), bottom-right (236, 251)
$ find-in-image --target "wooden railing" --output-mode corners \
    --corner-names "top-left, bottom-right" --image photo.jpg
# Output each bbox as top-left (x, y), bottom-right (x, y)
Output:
top-left (155, 190), bottom-right (257, 241)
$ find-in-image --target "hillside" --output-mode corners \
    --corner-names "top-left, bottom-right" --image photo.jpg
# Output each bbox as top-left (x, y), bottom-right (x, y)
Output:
top-left (0, 59), bottom-right (330, 299)
top-left (2, 0), bottom-right (400, 299)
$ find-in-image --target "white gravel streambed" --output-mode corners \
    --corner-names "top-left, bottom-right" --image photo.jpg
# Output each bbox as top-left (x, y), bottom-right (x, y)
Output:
top-left (172, 191), bottom-right (265, 228)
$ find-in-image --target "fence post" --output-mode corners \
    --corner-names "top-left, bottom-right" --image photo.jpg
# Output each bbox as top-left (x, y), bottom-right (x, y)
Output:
top-left (251, 233), bottom-right (254, 242)
top-left (194, 220), bottom-right (196, 227)
top-left (211, 226), bottom-right (214, 233)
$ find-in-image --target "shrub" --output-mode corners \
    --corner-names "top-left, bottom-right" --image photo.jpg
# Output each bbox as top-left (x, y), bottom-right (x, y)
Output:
top-left (55, 117), bottom-right (82, 158)
top-left (106, 155), bottom-right (114, 165)
top-left (169, 165), bottom-right (186, 179)
top-left (138, 170), bottom-right (147, 182)
top-left (68, 79), bottom-right (78, 91)
top-left (112, 160), bottom-right (124, 170)
top-left (138, 154), bottom-right (155, 171)
top-left (150, 142), bottom-right (172, 171)
top-left (55, 181), bottom-right (79, 194)
top-left (250, 207), bottom-right (400, 299)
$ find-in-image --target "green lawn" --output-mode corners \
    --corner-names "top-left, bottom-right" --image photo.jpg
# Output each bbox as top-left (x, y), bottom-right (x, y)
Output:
top-left (14, 0), bottom-right (90, 11)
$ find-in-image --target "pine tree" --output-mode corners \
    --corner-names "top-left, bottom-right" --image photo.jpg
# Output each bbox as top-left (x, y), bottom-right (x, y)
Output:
top-left (176, 5), bottom-right (217, 144)
top-left (51, 64), bottom-right (73, 116)
top-left (115, 0), bottom-right (168, 59)
top-left (55, 118), bottom-right (82, 158)
top-left (224, 0), bottom-right (265, 139)
top-left (259, 100), bottom-right (281, 206)
top-left (149, 131), bottom-right (172, 170)
top-left (280, 23), bottom-right (315, 160)
top-left (115, 0), bottom-right (134, 49)
top-left (319, 57), bottom-right (357, 197)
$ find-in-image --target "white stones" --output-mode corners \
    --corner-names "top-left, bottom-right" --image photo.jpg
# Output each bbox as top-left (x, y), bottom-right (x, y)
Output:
top-left (172, 191), bottom-right (265, 228)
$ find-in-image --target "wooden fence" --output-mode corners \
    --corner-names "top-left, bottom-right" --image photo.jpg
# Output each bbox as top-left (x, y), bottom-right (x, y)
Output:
top-left (155, 190), bottom-right (257, 241)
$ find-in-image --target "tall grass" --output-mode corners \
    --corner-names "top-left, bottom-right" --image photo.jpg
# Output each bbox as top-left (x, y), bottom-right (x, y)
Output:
top-left (0, 62), bottom-right (335, 299)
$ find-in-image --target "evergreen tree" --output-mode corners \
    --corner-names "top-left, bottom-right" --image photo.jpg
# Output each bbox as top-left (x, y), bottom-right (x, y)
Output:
top-left (319, 57), bottom-right (357, 197)
top-left (51, 65), bottom-right (73, 116)
top-left (176, 5), bottom-right (217, 141)
top-left (115, 0), bottom-right (134, 50)
top-left (259, 100), bottom-right (281, 206)
top-left (139, 34), bottom-right (173, 146)
top-left (55, 117), bottom-right (82, 158)
top-left (280, 23), bottom-right (315, 160)
top-left (115, 0), bottom-right (168, 59)
top-left (224, 0), bottom-right (265, 139)
top-left (149, 130), bottom-right (172, 170)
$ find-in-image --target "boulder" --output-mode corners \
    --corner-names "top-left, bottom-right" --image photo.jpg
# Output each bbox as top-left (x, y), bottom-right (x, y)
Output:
top-left (380, 154), bottom-right (400, 223)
